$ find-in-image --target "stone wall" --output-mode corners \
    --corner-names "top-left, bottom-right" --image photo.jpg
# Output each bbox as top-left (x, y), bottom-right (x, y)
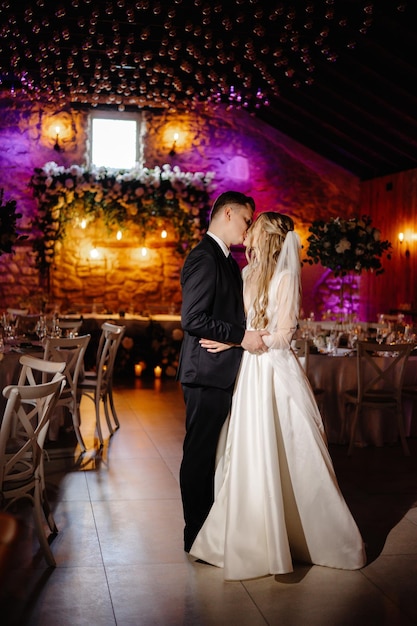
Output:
top-left (0, 96), bottom-right (359, 316)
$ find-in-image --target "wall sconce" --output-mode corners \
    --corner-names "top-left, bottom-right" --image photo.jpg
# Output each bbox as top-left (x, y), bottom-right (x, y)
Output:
top-left (169, 132), bottom-right (179, 156)
top-left (53, 126), bottom-right (62, 152)
top-left (398, 230), bottom-right (417, 258)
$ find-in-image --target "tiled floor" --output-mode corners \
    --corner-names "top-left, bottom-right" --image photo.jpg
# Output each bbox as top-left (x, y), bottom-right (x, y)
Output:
top-left (2, 378), bottom-right (417, 626)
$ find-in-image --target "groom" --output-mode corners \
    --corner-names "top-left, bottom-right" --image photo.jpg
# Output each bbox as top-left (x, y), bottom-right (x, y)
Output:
top-left (177, 191), bottom-right (268, 552)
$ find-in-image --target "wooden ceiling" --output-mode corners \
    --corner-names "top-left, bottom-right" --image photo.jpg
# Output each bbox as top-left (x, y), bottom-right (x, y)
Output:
top-left (0, 1), bottom-right (416, 180)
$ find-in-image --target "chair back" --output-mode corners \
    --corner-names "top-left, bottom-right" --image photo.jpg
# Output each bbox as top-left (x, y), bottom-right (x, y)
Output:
top-left (96, 325), bottom-right (125, 394)
top-left (43, 334), bottom-right (91, 395)
top-left (43, 334), bottom-right (91, 452)
top-left (93, 322), bottom-right (126, 372)
top-left (17, 355), bottom-right (66, 386)
top-left (0, 376), bottom-right (66, 486)
top-left (355, 341), bottom-right (415, 403)
top-left (58, 319), bottom-right (83, 336)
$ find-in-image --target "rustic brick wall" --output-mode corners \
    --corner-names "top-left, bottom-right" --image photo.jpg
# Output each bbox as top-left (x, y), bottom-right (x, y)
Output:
top-left (0, 96), bottom-right (359, 316)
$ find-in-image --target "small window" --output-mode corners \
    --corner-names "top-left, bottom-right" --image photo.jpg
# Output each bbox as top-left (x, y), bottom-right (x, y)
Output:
top-left (89, 111), bottom-right (142, 169)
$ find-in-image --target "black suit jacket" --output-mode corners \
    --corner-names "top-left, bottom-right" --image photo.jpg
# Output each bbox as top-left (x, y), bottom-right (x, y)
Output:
top-left (177, 235), bottom-right (246, 389)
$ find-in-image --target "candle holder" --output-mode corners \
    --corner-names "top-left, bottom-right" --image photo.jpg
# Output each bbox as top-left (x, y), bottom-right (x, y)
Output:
top-left (134, 363), bottom-right (143, 377)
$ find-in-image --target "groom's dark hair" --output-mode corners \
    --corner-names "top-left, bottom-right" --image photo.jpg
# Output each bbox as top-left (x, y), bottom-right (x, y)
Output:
top-left (209, 191), bottom-right (255, 222)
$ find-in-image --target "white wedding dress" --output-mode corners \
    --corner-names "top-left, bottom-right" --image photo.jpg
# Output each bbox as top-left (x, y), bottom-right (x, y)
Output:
top-left (190, 247), bottom-right (366, 581)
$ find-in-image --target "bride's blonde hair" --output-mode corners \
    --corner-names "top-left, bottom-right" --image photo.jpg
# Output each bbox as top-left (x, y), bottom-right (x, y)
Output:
top-left (245, 211), bottom-right (295, 330)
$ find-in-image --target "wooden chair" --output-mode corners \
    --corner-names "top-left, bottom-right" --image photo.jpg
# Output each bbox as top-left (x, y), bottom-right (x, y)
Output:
top-left (43, 334), bottom-right (91, 452)
top-left (344, 341), bottom-right (415, 456)
top-left (17, 354), bottom-right (67, 387)
top-left (57, 318), bottom-right (83, 336)
top-left (16, 356), bottom-right (67, 528)
top-left (78, 323), bottom-right (125, 447)
top-left (0, 376), bottom-right (66, 567)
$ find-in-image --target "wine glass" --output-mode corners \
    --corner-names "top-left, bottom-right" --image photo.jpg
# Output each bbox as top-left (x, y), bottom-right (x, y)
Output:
top-left (376, 327), bottom-right (385, 345)
top-left (1, 313), bottom-right (14, 342)
top-left (35, 317), bottom-right (47, 341)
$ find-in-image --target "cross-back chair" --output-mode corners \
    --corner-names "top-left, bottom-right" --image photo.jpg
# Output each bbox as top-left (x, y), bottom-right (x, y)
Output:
top-left (344, 341), bottom-right (415, 456)
top-left (42, 334), bottom-right (91, 452)
top-left (0, 375), bottom-right (66, 567)
top-left (16, 356), bottom-right (66, 532)
top-left (57, 319), bottom-right (83, 336)
top-left (17, 354), bottom-right (67, 387)
top-left (78, 322), bottom-right (125, 447)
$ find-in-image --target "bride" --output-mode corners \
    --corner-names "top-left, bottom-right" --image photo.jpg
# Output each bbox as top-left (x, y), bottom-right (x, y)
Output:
top-left (189, 211), bottom-right (366, 581)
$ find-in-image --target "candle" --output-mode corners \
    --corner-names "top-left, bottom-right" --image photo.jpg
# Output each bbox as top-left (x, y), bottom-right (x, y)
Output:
top-left (154, 365), bottom-right (162, 378)
top-left (134, 363), bottom-right (143, 377)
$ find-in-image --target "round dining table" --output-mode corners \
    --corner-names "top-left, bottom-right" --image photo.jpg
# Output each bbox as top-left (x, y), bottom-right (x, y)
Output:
top-left (305, 350), bottom-right (417, 447)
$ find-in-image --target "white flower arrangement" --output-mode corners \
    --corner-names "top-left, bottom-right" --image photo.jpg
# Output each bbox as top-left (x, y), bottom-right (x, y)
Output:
top-left (304, 215), bottom-right (391, 276)
top-left (30, 161), bottom-right (216, 275)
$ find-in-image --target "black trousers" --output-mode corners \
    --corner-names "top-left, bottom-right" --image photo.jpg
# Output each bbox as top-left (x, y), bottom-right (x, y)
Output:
top-left (180, 383), bottom-right (234, 552)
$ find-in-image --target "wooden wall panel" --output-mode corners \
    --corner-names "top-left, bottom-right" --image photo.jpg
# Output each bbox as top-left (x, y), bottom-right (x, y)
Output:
top-left (360, 169), bottom-right (417, 322)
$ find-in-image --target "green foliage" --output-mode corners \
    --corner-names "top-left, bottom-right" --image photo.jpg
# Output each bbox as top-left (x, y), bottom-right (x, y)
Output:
top-left (0, 189), bottom-right (28, 256)
top-left (304, 215), bottom-right (392, 276)
top-left (29, 161), bottom-right (216, 276)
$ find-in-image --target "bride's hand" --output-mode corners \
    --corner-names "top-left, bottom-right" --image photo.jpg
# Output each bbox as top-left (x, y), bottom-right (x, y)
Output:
top-left (199, 338), bottom-right (232, 353)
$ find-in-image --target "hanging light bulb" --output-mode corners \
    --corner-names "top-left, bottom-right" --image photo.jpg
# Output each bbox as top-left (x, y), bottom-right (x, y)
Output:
top-left (161, 229), bottom-right (167, 239)
top-left (116, 230), bottom-right (122, 240)
top-left (80, 218), bottom-right (87, 229)
top-left (90, 247), bottom-right (100, 259)
top-left (141, 247), bottom-right (148, 257)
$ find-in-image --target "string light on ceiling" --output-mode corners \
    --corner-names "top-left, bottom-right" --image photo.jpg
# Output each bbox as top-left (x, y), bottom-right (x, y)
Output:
top-left (0, 0), bottom-right (379, 111)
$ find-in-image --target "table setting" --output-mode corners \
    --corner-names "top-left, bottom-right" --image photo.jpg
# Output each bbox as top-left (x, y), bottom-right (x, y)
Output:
top-left (0, 312), bottom-right (87, 440)
top-left (294, 322), bottom-right (417, 447)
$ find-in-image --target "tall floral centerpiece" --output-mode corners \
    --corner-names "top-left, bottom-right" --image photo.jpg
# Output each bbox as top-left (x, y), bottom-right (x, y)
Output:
top-left (304, 215), bottom-right (392, 319)
top-left (29, 161), bottom-right (216, 278)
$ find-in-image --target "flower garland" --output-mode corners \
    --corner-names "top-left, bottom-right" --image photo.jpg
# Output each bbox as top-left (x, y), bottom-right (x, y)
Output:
top-left (0, 189), bottom-right (28, 256)
top-left (29, 161), bottom-right (216, 276)
top-left (304, 215), bottom-right (392, 277)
